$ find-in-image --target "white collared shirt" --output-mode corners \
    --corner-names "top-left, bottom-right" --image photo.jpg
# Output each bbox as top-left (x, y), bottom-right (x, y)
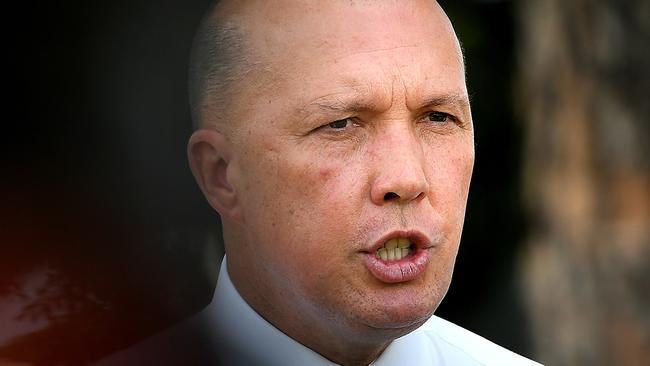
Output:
top-left (201, 256), bottom-right (543, 366)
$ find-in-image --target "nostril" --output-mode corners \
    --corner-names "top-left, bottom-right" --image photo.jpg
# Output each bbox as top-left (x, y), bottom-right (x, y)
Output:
top-left (383, 192), bottom-right (399, 201)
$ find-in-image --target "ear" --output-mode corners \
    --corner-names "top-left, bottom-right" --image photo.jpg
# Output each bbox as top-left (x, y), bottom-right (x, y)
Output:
top-left (187, 129), bottom-right (242, 223)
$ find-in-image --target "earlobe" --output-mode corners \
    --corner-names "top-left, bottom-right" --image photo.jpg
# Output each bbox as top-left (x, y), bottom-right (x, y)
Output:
top-left (187, 129), bottom-right (242, 222)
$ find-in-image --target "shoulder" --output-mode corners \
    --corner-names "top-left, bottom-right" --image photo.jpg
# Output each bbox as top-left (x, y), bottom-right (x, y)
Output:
top-left (413, 315), bottom-right (543, 366)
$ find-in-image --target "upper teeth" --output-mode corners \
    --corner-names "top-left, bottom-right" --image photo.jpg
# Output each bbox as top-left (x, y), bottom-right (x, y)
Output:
top-left (376, 238), bottom-right (413, 261)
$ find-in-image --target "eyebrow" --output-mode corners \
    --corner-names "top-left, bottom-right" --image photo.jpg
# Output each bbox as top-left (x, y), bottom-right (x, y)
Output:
top-left (417, 93), bottom-right (471, 111)
top-left (417, 93), bottom-right (472, 122)
top-left (307, 95), bottom-right (380, 114)
top-left (303, 91), bottom-right (471, 117)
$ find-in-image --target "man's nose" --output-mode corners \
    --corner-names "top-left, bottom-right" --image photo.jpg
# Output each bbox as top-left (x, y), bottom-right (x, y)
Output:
top-left (369, 127), bottom-right (428, 206)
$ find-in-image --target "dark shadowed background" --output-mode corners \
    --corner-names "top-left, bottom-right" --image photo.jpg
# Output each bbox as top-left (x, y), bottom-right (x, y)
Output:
top-left (3, 0), bottom-right (649, 365)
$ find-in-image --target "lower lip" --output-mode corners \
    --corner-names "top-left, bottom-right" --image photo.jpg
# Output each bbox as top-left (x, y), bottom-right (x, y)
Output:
top-left (362, 248), bottom-right (431, 283)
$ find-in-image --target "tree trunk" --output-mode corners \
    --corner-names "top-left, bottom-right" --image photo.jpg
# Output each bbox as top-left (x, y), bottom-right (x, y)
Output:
top-left (516, 1), bottom-right (650, 365)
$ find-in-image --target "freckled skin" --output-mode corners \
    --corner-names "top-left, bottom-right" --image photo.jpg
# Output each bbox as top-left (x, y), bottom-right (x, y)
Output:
top-left (201, 1), bottom-right (474, 365)
top-left (319, 167), bottom-right (333, 181)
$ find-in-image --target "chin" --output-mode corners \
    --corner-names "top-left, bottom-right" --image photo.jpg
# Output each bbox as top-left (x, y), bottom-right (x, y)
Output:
top-left (356, 315), bottom-right (431, 343)
top-left (354, 296), bottom-right (438, 335)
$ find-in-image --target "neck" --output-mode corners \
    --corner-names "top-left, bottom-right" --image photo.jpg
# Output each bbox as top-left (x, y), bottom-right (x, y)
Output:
top-left (281, 321), bottom-right (391, 366)
top-left (225, 253), bottom-right (397, 366)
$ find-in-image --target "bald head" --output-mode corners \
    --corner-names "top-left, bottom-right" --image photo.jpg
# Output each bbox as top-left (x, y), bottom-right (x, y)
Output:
top-left (188, 0), bottom-right (465, 131)
top-left (188, 1), bottom-right (248, 130)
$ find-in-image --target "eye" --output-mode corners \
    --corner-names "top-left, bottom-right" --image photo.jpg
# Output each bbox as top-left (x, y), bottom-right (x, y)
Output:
top-left (427, 111), bottom-right (451, 123)
top-left (327, 118), bottom-right (352, 129)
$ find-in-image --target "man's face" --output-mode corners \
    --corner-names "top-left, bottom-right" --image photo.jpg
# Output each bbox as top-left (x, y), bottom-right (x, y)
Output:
top-left (224, 0), bottom-right (474, 341)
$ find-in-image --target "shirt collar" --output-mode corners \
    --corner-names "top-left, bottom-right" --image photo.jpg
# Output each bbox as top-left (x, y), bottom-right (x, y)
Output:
top-left (205, 255), bottom-right (339, 366)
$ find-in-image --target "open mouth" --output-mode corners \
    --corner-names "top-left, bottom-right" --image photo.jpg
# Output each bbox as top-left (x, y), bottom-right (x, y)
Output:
top-left (375, 237), bottom-right (414, 261)
top-left (361, 231), bottom-right (432, 283)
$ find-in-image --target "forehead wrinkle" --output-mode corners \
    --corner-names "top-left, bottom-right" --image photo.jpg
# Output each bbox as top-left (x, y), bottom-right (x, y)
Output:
top-left (389, 60), bottom-right (410, 112)
top-left (332, 44), bottom-right (419, 62)
top-left (301, 82), bottom-right (392, 115)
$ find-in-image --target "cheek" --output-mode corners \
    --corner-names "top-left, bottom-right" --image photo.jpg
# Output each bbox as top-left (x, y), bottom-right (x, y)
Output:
top-left (422, 141), bottom-right (474, 235)
top-left (319, 166), bottom-right (333, 180)
top-left (315, 164), bottom-right (364, 202)
top-left (247, 158), bottom-right (364, 294)
top-left (241, 146), bottom-right (363, 245)
top-left (425, 141), bottom-right (474, 195)
top-left (290, 149), bottom-right (365, 199)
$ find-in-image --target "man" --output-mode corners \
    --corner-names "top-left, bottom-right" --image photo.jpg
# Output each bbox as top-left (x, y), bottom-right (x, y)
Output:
top-left (183, 0), bottom-right (542, 365)
top-left (94, 1), bottom-right (539, 365)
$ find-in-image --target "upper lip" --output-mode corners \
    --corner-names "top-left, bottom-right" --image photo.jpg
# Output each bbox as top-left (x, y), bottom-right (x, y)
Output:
top-left (363, 230), bottom-right (433, 253)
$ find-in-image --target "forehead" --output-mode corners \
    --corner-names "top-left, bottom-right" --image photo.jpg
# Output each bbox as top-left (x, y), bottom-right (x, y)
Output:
top-left (243, 1), bottom-right (462, 67)
top-left (230, 0), bottom-right (466, 120)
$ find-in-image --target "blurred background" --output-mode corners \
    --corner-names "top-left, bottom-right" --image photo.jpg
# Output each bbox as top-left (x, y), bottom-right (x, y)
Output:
top-left (2, 0), bottom-right (648, 365)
